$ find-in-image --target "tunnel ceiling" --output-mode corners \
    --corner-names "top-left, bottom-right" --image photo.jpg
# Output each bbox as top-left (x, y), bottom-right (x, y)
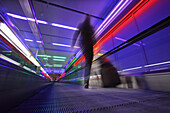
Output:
top-left (0, 0), bottom-right (128, 74)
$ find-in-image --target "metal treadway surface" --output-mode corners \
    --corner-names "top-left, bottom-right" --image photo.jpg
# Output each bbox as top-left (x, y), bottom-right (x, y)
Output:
top-left (9, 83), bottom-right (170, 113)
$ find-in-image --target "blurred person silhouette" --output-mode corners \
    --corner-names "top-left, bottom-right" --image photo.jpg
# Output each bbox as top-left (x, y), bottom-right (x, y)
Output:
top-left (72, 15), bottom-right (95, 88)
top-left (99, 57), bottom-right (121, 88)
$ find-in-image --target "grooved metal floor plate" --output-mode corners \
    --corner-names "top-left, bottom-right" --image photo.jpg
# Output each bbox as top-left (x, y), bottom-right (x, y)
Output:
top-left (9, 83), bottom-right (170, 113)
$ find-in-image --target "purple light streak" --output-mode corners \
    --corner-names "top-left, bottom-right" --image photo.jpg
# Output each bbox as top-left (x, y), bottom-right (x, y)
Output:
top-left (115, 37), bottom-right (140, 46)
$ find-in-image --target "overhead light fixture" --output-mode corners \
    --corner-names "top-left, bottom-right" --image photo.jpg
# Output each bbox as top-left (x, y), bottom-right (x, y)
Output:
top-left (6, 13), bottom-right (78, 31)
top-left (52, 43), bottom-right (71, 47)
top-left (37, 20), bottom-right (48, 24)
top-left (52, 42), bottom-right (80, 48)
top-left (37, 54), bottom-right (51, 58)
top-left (37, 54), bottom-right (66, 59)
top-left (44, 64), bottom-right (63, 68)
top-left (53, 56), bottom-right (66, 59)
top-left (24, 39), bottom-right (33, 42)
top-left (6, 13), bottom-right (27, 20)
top-left (27, 17), bottom-right (35, 22)
top-left (53, 64), bottom-right (63, 67)
top-left (44, 64), bottom-right (53, 67)
top-left (36, 41), bottom-right (42, 43)
top-left (53, 59), bottom-right (65, 61)
top-left (51, 23), bottom-right (78, 31)
top-left (43, 58), bottom-right (48, 60)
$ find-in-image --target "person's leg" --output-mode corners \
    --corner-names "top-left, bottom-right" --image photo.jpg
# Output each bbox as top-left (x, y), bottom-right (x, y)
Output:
top-left (84, 62), bottom-right (91, 88)
top-left (84, 50), bottom-right (93, 88)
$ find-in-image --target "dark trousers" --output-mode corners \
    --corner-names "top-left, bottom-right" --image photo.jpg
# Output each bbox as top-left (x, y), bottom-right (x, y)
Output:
top-left (83, 47), bottom-right (93, 86)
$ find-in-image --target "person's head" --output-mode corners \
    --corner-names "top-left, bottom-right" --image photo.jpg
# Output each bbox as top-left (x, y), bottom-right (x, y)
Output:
top-left (84, 14), bottom-right (90, 24)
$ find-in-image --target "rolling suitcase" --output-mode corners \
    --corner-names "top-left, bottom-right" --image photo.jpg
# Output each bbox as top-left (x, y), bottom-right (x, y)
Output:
top-left (100, 58), bottom-right (121, 88)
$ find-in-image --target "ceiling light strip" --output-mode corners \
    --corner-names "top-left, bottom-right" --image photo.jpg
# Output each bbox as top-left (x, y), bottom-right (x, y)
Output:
top-left (6, 13), bottom-right (78, 31)
top-left (53, 59), bottom-right (65, 61)
top-left (24, 38), bottom-right (33, 42)
top-left (52, 42), bottom-right (79, 48)
top-left (37, 54), bottom-right (66, 59)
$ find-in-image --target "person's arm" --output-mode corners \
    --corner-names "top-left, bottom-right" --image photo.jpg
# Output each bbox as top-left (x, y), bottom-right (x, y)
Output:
top-left (71, 24), bottom-right (81, 47)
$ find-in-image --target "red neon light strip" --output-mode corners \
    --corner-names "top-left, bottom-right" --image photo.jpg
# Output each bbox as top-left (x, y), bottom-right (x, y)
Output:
top-left (94, 0), bottom-right (149, 51)
top-left (73, 56), bottom-right (85, 66)
top-left (57, 72), bottom-right (66, 81)
top-left (0, 34), bottom-right (31, 63)
top-left (41, 71), bottom-right (51, 79)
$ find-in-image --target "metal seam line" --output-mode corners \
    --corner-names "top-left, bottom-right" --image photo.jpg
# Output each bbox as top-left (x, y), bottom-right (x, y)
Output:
top-left (34, 0), bottom-right (104, 20)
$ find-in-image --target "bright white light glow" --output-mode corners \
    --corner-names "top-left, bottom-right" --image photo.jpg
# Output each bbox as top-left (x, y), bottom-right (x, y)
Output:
top-left (52, 42), bottom-right (80, 48)
top-left (25, 39), bottom-right (33, 42)
top-left (36, 41), bottom-right (42, 43)
top-left (37, 20), bottom-right (48, 24)
top-left (53, 56), bottom-right (66, 59)
top-left (53, 64), bottom-right (63, 67)
top-left (0, 22), bottom-right (40, 67)
top-left (43, 58), bottom-right (48, 60)
top-left (53, 59), bottom-right (65, 61)
top-left (97, 53), bottom-right (103, 56)
top-left (6, 13), bottom-right (27, 20)
top-left (120, 61), bottom-right (170, 72)
top-left (40, 67), bottom-right (51, 78)
top-left (27, 17), bottom-right (35, 22)
top-left (144, 61), bottom-right (170, 67)
top-left (0, 23), bottom-right (31, 57)
top-left (76, 50), bottom-right (82, 58)
top-left (122, 66), bottom-right (142, 71)
top-left (52, 43), bottom-right (71, 47)
top-left (23, 66), bottom-right (36, 74)
top-left (74, 46), bottom-right (80, 48)
top-left (51, 23), bottom-right (78, 31)
top-left (0, 54), bottom-right (20, 66)
top-left (37, 54), bottom-right (52, 58)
